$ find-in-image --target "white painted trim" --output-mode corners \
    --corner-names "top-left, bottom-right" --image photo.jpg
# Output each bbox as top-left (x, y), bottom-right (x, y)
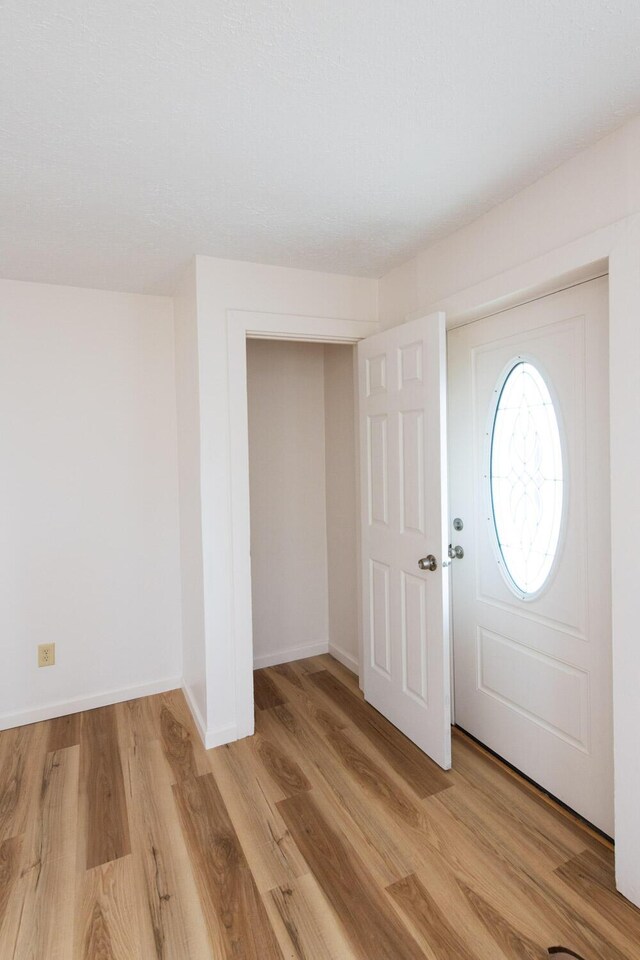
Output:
top-left (415, 209), bottom-right (640, 906)
top-left (202, 724), bottom-right (239, 749)
top-left (0, 675), bottom-right (182, 731)
top-left (328, 643), bottom-right (359, 676)
top-left (420, 220), bottom-right (622, 328)
top-left (181, 681), bottom-right (209, 746)
top-left (181, 681), bottom-right (238, 749)
top-left (231, 309), bottom-right (378, 343)
top-left (352, 344), bottom-right (364, 690)
top-left (227, 309), bottom-right (378, 743)
top-left (253, 640), bottom-right (329, 670)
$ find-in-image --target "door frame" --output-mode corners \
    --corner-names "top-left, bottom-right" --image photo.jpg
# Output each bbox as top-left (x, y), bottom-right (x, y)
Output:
top-left (227, 309), bottom-right (378, 741)
top-left (417, 213), bottom-right (640, 904)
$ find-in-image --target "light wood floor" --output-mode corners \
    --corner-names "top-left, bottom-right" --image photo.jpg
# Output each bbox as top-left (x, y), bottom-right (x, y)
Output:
top-left (0, 654), bottom-right (637, 959)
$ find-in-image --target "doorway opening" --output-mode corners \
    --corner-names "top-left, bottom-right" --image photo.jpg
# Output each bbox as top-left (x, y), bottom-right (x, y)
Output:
top-left (245, 338), bottom-right (359, 676)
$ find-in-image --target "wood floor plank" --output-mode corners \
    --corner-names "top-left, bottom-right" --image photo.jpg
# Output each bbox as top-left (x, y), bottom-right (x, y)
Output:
top-left (264, 874), bottom-right (363, 960)
top-left (452, 730), bottom-right (610, 860)
top-left (82, 706), bottom-right (131, 869)
top-left (277, 792), bottom-right (425, 960)
top-left (173, 772), bottom-right (284, 959)
top-left (270, 661), bottom-right (305, 690)
top-left (437, 773), bottom-right (577, 876)
top-left (0, 746), bottom-right (79, 959)
top-left (254, 671), bottom-right (287, 710)
top-left (387, 872), bottom-right (482, 960)
top-left (416, 795), bottom-right (572, 944)
top-left (259, 703), bottom-right (413, 887)
top-left (458, 880), bottom-right (550, 960)
top-left (554, 849), bottom-right (640, 945)
top-left (285, 873), bottom-right (361, 960)
top-left (264, 667), bottom-right (348, 734)
top-left (294, 656), bottom-right (327, 675)
top-left (261, 701), bottom-right (437, 883)
top-left (271, 727), bottom-right (536, 960)
top-left (114, 695), bottom-right (162, 754)
top-left (75, 856), bottom-right (158, 960)
top-left (116, 689), bottom-right (210, 784)
top-left (0, 836), bottom-right (22, 936)
top-left (274, 732), bottom-right (514, 960)
top-left (207, 737), bottom-right (309, 893)
top-left (123, 738), bottom-right (214, 959)
top-left (0, 721), bottom-right (47, 845)
top-left (159, 701), bottom-right (199, 783)
top-left (311, 654), bottom-right (363, 696)
top-left (253, 732), bottom-right (312, 798)
top-left (47, 712), bottom-right (81, 752)
top-left (437, 784), bottom-right (632, 958)
top-left (309, 669), bottom-right (452, 798)
top-left (159, 690), bottom-right (211, 780)
top-left (422, 791), bottom-right (634, 960)
top-left (322, 724), bottom-right (429, 830)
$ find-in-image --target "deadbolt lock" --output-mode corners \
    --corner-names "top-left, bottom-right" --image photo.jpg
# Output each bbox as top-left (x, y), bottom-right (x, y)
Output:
top-left (453, 518), bottom-right (464, 531)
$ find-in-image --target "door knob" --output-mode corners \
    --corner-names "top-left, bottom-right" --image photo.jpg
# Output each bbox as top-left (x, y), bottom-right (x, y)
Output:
top-left (418, 555), bottom-right (438, 572)
top-left (448, 544), bottom-right (464, 560)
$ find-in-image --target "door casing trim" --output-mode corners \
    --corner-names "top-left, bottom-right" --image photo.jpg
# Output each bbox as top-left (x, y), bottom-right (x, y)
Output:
top-left (227, 310), bottom-right (377, 740)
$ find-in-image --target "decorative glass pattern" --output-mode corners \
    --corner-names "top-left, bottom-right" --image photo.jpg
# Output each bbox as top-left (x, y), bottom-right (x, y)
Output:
top-left (490, 361), bottom-right (563, 596)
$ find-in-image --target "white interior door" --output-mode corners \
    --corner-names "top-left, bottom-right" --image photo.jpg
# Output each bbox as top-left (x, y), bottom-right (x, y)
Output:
top-left (448, 278), bottom-right (613, 834)
top-left (358, 312), bottom-right (451, 769)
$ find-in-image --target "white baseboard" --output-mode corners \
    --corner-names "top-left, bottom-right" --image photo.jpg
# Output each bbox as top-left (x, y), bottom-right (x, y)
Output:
top-left (328, 643), bottom-right (359, 676)
top-left (180, 680), bottom-right (208, 746)
top-left (181, 680), bottom-right (240, 749)
top-left (253, 639), bottom-right (329, 670)
top-left (0, 675), bottom-right (182, 732)
top-left (203, 723), bottom-right (239, 749)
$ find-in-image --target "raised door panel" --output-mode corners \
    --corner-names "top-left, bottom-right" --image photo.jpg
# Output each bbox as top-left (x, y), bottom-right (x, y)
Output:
top-left (367, 415), bottom-right (389, 527)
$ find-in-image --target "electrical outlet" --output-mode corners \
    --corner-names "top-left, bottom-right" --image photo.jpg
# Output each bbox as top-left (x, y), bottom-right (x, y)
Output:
top-left (38, 643), bottom-right (55, 667)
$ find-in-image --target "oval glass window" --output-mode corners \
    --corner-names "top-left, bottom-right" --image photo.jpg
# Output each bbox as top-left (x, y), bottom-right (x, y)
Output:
top-left (490, 360), bottom-right (564, 596)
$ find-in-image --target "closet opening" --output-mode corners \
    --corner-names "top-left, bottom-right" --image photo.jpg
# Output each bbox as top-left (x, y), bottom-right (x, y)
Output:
top-left (246, 338), bottom-right (359, 681)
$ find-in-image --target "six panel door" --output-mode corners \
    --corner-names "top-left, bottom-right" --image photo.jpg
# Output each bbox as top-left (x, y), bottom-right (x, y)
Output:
top-left (358, 312), bottom-right (451, 769)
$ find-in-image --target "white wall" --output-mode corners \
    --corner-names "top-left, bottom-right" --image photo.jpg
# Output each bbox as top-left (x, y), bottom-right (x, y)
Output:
top-left (0, 278), bottom-right (182, 727)
top-left (379, 114), bottom-right (640, 326)
top-left (377, 111), bottom-right (640, 906)
top-left (245, 339), bottom-right (359, 672)
top-left (183, 255), bottom-right (376, 744)
top-left (247, 339), bottom-right (329, 667)
top-left (173, 262), bottom-right (207, 732)
top-left (324, 344), bottom-right (359, 672)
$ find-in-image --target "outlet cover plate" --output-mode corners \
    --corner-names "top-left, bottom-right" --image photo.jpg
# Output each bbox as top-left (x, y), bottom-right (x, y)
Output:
top-left (38, 643), bottom-right (55, 667)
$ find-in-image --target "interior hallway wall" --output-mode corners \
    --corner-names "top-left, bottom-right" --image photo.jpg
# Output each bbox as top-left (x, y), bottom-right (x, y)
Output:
top-left (247, 339), bottom-right (329, 667)
top-left (0, 278), bottom-right (182, 729)
top-left (324, 344), bottom-right (359, 672)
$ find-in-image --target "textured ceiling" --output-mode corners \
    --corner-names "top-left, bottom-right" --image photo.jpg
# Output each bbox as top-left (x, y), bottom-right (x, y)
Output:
top-left (2, 1), bottom-right (640, 294)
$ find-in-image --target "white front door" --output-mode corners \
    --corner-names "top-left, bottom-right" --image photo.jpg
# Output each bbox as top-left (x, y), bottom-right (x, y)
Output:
top-left (448, 278), bottom-right (614, 834)
top-left (358, 312), bottom-right (451, 769)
